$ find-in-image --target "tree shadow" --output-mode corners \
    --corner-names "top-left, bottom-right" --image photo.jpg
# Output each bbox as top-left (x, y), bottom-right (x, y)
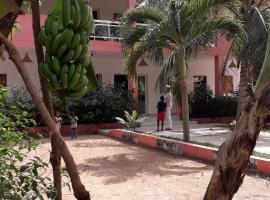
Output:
top-left (76, 145), bottom-right (211, 185)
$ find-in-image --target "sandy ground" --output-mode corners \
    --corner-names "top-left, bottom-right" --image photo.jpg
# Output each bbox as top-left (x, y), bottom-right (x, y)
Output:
top-left (32, 135), bottom-right (270, 200)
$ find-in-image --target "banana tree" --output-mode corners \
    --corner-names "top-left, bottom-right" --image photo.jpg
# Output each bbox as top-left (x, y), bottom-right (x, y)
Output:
top-left (0, 0), bottom-right (92, 199)
top-left (120, 0), bottom-right (246, 142)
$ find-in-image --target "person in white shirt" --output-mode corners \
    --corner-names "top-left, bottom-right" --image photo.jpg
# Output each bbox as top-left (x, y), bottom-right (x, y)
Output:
top-left (69, 112), bottom-right (78, 139)
top-left (164, 85), bottom-right (173, 130)
top-left (54, 111), bottom-right (63, 132)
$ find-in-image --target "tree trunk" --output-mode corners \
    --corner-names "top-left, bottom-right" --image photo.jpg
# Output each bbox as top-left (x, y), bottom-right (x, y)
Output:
top-left (0, 33), bottom-right (91, 200)
top-left (30, 1), bottom-right (62, 199)
top-left (204, 77), bottom-right (270, 199)
top-left (236, 61), bottom-right (249, 117)
top-left (204, 99), bottom-right (264, 199)
top-left (180, 78), bottom-right (190, 142)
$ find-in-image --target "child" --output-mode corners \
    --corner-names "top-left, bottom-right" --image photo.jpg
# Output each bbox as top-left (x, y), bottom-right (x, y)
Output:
top-left (54, 111), bottom-right (63, 132)
top-left (68, 112), bottom-right (78, 139)
top-left (156, 96), bottom-right (167, 131)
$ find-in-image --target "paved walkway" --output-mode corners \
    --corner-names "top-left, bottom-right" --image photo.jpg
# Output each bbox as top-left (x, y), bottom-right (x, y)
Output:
top-left (138, 115), bottom-right (270, 154)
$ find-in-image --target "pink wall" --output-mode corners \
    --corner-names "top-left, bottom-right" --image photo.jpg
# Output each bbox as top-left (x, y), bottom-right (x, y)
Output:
top-left (127, 0), bottom-right (137, 8)
top-left (14, 14), bottom-right (231, 58)
top-left (91, 40), bottom-right (121, 52)
top-left (13, 15), bottom-right (46, 48)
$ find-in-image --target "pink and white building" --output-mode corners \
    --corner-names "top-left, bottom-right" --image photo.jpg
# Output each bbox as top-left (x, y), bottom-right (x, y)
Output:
top-left (0, 0), bottom-right (239, 114)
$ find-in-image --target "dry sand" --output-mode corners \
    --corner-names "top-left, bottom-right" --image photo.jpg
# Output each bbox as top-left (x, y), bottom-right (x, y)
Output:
top-left (33, 135), bottom-right (270, 200)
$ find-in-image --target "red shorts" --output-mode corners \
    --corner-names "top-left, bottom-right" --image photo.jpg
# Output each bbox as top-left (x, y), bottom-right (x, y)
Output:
top-left (157, 112), bottom-right (165, 121)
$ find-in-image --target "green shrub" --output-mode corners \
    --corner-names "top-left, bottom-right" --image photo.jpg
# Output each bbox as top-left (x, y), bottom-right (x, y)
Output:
top-left (64, 83), bottom-right (136, 124)
top-left (8, 84), bottom-right (136, 125)
top-left (189, 84), bottom-right (238, 118)
top-left (0, 87), bottom-right (56, 199)
top-left (116, 110), bottom-right (148, 131)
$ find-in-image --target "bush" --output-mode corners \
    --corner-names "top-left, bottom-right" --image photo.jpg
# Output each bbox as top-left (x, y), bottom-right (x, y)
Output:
top-left (189, 84), bottom-right (238, 118)
top-left (8, 84), bottom-right (136, 125)
top-left (0, 87), bottom-right (56, 199)
top-left (61, 83), bottom-right (136, 124)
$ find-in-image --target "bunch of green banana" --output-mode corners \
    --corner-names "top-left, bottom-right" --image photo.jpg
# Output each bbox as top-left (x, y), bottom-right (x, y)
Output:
top-left (38, 0), bottom-right (97, 99)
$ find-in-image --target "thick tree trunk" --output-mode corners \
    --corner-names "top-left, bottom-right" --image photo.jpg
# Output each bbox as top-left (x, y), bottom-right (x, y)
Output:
top-left (204, 77), bottom-right (270, 199)
top-left (236, 61), bottom-right (249, 117)
top-left (180, 78), bottom-right (190, 142)
top-left (204, 100), bottom-right (264, 199)
top-left (30, 1), bottom-right (62, 199)
top-left (0, 33), bottom-right (91, 200)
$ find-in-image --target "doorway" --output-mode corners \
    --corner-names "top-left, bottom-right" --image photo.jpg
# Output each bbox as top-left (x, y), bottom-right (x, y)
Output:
top-left (114, 75), bottom-right (128, 90)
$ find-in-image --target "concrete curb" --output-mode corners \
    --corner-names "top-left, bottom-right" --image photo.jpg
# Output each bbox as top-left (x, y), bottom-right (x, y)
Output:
top-left (98, 129), bottom-right (270, 176)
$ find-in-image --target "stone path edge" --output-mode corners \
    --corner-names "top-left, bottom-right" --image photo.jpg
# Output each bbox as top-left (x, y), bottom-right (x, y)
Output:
top-left (98, 129), bottom-right (270, 176)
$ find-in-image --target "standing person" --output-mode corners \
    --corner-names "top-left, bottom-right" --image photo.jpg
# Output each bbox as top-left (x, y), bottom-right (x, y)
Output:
top-left (156, 96), bottom-right (167, 131)
top-left (165, 85), bottom-right (173, 130)
top-left (54, 111), bottom-right (63, 132)
top-left (68, 112), bottom-right (78, 139)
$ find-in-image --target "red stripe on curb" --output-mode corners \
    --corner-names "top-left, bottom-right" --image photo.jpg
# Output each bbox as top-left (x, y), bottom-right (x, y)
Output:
top-left (137, 135), bottom-right (157, 148)
top-left (109, 130), bottom-right (122, 139)
top-left (256, 160), bottom-right (270, 175)
top-left (182, 144), bottom-right (214, 161)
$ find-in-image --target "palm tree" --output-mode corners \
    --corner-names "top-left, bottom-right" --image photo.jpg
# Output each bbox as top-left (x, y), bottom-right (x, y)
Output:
top-left (120, 0), bottom-right (245, 142)
top-left (222, 0), bottom-right (269, 117)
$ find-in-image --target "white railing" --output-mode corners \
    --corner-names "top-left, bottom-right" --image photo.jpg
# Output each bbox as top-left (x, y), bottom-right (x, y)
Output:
top-left (91, 20), bottom-right (122, 41)
top-left (91, 20), bottom-right (147, 41)
top-left (91, 20), bottom-right (216, 47)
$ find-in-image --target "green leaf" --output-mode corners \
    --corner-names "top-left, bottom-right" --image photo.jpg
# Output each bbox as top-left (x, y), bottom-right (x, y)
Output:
top-left (86, 60), bottom-right (98, 91)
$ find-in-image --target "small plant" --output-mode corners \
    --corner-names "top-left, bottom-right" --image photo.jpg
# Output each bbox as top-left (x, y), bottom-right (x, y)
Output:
top-left (0, 86), bottom-right (56, 199)
top-left (229, 120), bottom-right (237, 130)
top-left (116, 110), bottom-right (148, 132)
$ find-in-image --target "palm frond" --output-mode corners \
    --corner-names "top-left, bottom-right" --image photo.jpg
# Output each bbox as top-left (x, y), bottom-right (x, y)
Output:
top-left (120, 6), bottom-right (162, 37)
top-left (155, 50), bottom-right (179, 91)
top-left (115, 117), bottom-right (126, 124)
top-left (121, 26), bottom-right (148, 50)
top-left (243, 7), bottom-right (268, 67)
top-left (124, 111), bottom-right (132, 123)
top-left (184, 0), bottom-right (234, 21)
top-left (186, 16), bottom-right (247, 58)
top-left (131, 110), bottom-right (138, 121)
top-left (124, 42), bottom-right (146, 78)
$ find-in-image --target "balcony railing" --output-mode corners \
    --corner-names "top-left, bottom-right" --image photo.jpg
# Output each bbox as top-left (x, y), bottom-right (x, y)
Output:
top-left (90, 20), bottom-right (216, 47)
top-left (91, 20), bottom-right (147, 41)
top-left (91, 20), bottom-right (121, 41)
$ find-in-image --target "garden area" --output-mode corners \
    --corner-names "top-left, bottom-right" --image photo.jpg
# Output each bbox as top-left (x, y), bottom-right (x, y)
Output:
top-left (2, 0), bottom-right (270, 200)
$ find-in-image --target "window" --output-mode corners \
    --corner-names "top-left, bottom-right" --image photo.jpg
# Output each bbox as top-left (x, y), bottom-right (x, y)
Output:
top-left (96, 73), bottom-right (102, 86)
top-left (0, 74), bottom-right (7, 87)
top-left (193, 76), bottom-right (207, 90)
top-left (92, 10), bottom-right (99, 20)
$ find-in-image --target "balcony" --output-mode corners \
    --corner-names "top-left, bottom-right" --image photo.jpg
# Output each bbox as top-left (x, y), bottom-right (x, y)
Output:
top-left (91, 20), bottom-right (122, 41)
top-left (91, 20), bottom-right (147, 41)
top-left (90, 20), bottom-right (219, 54)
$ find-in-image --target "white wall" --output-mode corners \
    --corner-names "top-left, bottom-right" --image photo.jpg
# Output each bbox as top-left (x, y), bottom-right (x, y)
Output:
top-left (92, 52), bottom-right (217, 114)
top-left (188, 55), bottom-right (216, 94)
top-left (0, 48), bottom-right (41, 93)
top-left (90, 0), bottom-right (128, 20)
top-left (28, 0), bottom-right (128, 19)
top-left (0, 50), bottom-right (216, 115)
